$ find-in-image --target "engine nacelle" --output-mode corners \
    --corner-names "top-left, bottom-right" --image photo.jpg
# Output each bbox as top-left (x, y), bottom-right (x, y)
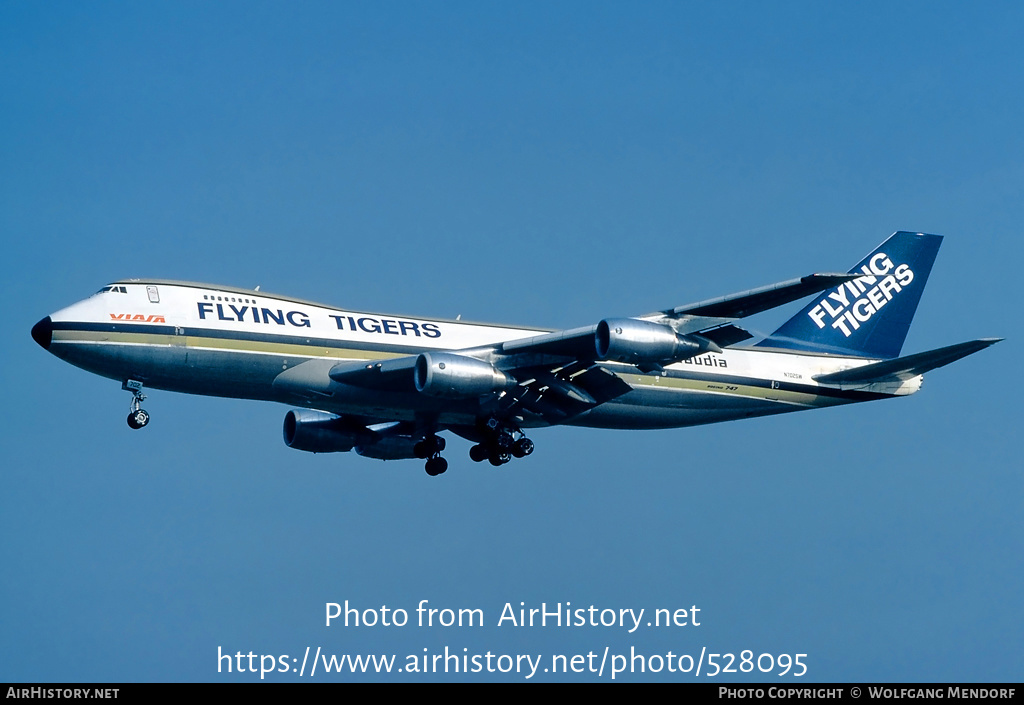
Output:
top-left (414, 352), bottom-right (516, 399)
top-left (283, 410), bottom-right (367, 453)
top-left (355, 436), bottom-right (420, 460)
top-left (595, 318), bottom-right (707, 364)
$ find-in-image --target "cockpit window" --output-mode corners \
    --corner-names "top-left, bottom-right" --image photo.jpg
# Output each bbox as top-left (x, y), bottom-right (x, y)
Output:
top-left (95, 286), bottom-right (128, 294)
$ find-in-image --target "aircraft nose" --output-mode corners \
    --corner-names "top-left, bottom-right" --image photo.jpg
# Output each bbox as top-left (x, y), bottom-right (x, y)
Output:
top-left (31, 316), bottom-right (53, 350)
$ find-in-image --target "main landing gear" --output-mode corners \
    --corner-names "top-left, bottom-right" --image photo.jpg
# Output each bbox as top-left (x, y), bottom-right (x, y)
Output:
top-left (468, 421), bottom-right (534, 468)
top-left (414, 435), bottom-right (448, 476)
top-left (414, 424), bottom-right (535, 476)
top-left (123, 379), bottom-right (150, 429)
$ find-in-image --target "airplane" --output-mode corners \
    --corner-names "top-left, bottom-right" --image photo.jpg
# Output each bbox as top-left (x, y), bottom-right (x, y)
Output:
top-left (31, 231), bottom-right (999, 476)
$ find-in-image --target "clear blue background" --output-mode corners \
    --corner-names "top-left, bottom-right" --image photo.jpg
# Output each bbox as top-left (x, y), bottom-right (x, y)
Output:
top-left (2, 1), bottom-right (1019, 682)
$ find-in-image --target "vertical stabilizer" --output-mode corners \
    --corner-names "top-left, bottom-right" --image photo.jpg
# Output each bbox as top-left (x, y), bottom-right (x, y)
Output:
top-left (756, 232), bottom-right (942, 359)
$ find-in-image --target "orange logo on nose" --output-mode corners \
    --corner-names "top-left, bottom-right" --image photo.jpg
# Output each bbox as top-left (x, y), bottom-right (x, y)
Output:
top-left (110, 313), bottom-right (166, 323)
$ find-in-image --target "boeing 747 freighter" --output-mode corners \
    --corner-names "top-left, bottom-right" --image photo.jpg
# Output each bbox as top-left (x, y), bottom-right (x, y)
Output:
top-left (31, 232), bottom-right (999, 475)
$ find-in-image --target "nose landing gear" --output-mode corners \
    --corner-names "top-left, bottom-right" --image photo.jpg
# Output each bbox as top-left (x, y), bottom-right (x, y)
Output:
top-left (123, 379), bottom-right (150, 429)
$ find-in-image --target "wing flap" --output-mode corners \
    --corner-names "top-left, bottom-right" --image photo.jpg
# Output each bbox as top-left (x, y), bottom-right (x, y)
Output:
top-left (512, 363), bottom-right (632, 420)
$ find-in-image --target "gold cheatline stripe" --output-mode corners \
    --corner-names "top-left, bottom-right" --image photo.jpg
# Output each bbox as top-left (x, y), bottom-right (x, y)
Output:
top-left (53, 330), bottom-right (402, 361)
top-left (627, 373), bottom-right (824, 406)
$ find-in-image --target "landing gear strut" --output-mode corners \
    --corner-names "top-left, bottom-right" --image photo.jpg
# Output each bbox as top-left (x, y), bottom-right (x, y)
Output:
top-left (123, 379), bottom-right (150, 430)
top-left (415, 435), bottom-right (448, 476)
top-left (469, 419), bottom-right (534, 468)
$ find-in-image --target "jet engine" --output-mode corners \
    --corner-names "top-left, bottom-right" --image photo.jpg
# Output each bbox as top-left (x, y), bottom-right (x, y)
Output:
top-left (414, 352), bottom-right (517, 399)
top-left (595, 318), bottom-right (718, 365)
top-left (283, 410), bottom-right (369, 453)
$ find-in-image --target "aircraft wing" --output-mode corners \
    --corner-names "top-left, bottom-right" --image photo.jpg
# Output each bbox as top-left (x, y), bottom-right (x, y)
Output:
top-left (498, 272), bottom-right (860, 359)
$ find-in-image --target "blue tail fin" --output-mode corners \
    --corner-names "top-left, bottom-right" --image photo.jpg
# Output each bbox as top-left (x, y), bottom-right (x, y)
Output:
top-left (755, 232), bottom-right (942, 359)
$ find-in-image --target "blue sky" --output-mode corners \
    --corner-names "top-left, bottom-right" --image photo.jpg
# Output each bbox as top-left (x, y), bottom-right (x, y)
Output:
top-left (2, 2), bottom-right (1020, 682)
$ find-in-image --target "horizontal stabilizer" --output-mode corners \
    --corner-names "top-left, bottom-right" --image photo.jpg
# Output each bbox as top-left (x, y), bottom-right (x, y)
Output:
top-left (813, 338), bottom-right (1001, 385)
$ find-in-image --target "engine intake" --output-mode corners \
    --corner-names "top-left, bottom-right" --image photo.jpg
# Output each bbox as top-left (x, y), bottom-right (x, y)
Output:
top-left (414, 352), bottom-right (516, 399)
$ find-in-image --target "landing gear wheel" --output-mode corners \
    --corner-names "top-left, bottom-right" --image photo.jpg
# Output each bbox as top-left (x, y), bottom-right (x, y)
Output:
top-left (488, 450), bottom-right (511, 467)
top-left (494, 432), bottom-right (514, 452)
top-left (477, 417), bottom-right (535, 466)
top-left (127, 409), bottom-right (150, 429)
top-left (512, 438), bottom-right (534, 458)
top-left (425, 456), bottom-right (448, 476)
top-left (124, 380), bottom-right (149, 430)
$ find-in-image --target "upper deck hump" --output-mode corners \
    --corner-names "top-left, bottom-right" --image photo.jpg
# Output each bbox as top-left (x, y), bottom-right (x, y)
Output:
top-left (109, 278), bottom-right (550, 332)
